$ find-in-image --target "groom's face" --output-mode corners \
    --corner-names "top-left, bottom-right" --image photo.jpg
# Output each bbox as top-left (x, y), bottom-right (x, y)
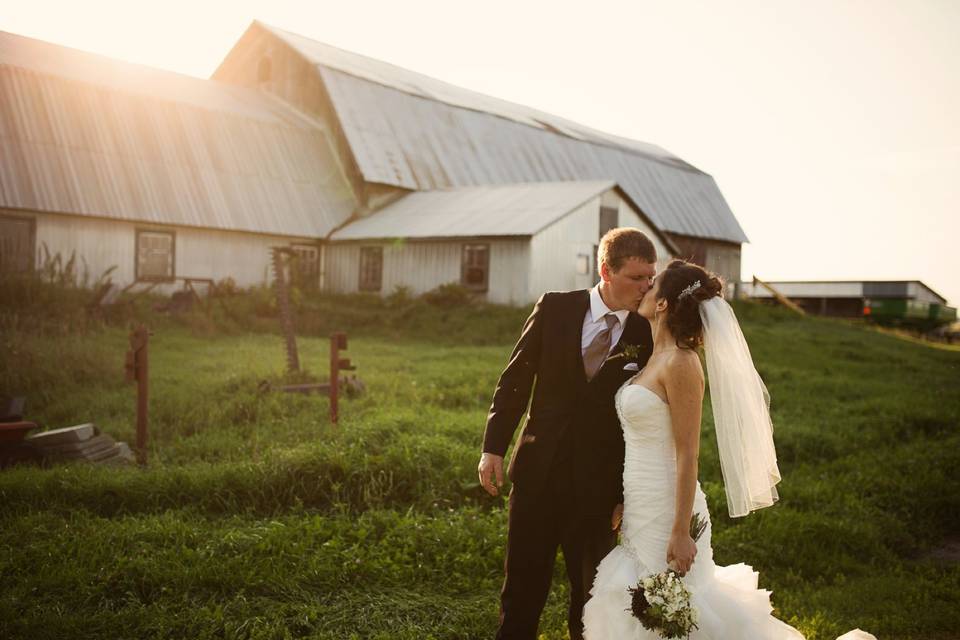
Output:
top-left (601, 257), bottom-right (656, 312)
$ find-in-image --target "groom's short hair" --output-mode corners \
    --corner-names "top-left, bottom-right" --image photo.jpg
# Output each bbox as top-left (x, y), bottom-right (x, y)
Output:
top-left (598, 228), bottom-right (657, 271)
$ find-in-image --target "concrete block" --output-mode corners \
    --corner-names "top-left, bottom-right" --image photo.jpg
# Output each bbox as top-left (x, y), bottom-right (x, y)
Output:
top-left (26, 423), bottom-right (97, 446)
top-left (39, 433), bottom-right (114, 456)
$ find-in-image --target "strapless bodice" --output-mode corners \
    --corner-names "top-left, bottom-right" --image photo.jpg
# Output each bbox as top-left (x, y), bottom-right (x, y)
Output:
top-left (615, 381), bottom-right (673, 441)
top-left (614, 376), bottom-right (712, 574)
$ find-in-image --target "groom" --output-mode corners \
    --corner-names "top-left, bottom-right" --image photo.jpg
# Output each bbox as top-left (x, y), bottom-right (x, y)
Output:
top-left (478, 228), bottom-right (657, 640)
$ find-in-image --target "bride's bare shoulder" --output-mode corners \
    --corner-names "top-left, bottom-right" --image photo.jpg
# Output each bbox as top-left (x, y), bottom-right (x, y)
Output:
top-left (664, 348), bottom-right (704, 383)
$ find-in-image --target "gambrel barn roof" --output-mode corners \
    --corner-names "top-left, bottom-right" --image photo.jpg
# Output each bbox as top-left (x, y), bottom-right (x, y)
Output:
top-left (222, 21), bottom-right (748, 244)
top-left (0, 30), bottom-right (356, 238)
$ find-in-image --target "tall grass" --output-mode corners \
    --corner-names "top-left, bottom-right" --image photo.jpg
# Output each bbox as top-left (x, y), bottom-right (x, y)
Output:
top-left (1, 286), bottom-right (959, 639)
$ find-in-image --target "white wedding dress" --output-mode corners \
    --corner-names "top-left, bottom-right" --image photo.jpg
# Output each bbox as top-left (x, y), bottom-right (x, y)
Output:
top-left (582, 376), bottom-right (805, 640)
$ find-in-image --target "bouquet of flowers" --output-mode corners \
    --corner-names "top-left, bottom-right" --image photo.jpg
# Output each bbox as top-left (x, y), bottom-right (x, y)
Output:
top-left (626, 513), bottom-right (707, 639)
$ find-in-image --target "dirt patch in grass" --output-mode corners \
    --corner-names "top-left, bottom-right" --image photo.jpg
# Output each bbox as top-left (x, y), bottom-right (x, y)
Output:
top-left (924, 537), bottom-right (960, 566)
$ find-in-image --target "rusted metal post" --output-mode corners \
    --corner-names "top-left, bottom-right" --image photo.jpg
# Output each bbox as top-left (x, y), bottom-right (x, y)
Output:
top-left (125, 325), bottom-right (150, 466)
top-left (271, 247), bottom-right (300, 374)
top-left (329, 332), bottom-right (355, 424)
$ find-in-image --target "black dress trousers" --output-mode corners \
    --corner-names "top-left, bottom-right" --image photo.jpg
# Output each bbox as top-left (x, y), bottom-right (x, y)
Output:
top-left (495, 448), bottom-right (618, 640)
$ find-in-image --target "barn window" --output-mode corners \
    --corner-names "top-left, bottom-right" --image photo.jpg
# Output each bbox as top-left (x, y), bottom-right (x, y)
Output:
top-left (0, 213), bottom-right (36, 274)
top-left (599, 205), bottom-right (618, 239)
top-left (257, 56), bottom-right (272, 84)
top-left (576, 254), bottom-right (591, 275)
top-left (290, 243), bottom-right (320, 290)
top-left (461, 243), bottom-right (490, 292)
top-left (358, 246), bottom-right (383, 292)
top-left (135, 229), bottom-right (175, 281)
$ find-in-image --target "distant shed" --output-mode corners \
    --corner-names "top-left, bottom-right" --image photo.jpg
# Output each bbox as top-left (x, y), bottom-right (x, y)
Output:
top-left (742, 280), bottom-right (956, 326)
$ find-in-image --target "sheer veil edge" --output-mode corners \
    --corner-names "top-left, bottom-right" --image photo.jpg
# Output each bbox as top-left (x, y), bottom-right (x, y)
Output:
top-left (700, 297), bottom-right (782, 518)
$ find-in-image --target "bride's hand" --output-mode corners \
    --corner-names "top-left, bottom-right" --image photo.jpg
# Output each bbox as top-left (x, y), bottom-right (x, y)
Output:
top-left (666, 533), bottom-right (697, 575)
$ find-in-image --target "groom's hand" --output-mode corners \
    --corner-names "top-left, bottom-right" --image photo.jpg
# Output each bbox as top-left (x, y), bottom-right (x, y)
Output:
top-left (478, 452), bottom-right (504, 497)
top-left (611, 503), bottom-right (624, 531)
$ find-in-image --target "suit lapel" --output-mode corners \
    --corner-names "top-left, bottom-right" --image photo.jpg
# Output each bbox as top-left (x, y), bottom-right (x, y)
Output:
top-left (568, 290), bottom-right (591, 387)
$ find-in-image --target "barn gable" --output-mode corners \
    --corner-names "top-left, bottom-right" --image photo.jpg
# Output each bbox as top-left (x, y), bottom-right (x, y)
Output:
top-left (213, 21), bottom-right (748, 245)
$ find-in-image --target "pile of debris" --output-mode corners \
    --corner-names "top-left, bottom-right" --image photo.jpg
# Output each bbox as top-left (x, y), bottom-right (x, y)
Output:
top-left (25, 423), bottom-right (135, 466)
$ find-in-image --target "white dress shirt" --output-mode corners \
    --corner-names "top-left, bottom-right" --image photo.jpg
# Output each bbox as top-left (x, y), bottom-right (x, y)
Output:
top-left (581, 284), bottom-right (630, 356)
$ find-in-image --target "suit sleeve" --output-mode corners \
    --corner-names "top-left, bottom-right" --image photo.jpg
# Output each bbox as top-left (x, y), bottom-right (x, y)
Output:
top-left (481, 293), bottom-right (546, 456)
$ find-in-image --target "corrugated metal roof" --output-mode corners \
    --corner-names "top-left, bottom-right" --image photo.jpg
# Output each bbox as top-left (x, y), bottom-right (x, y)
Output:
top-left (0, 30), bottom-right (357, 238)
top-left (259, 22), bottom-right (748, 244)
top-left (0, 29), bottom-right (310, 126)
top-left (259, 23), bottom-right (687, 167)
top-left (330, 181), bottom-right (615, 240)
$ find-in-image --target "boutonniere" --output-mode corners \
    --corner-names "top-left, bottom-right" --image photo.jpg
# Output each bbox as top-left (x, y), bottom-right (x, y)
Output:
top-left (605, 343), bottom-right (645, 371)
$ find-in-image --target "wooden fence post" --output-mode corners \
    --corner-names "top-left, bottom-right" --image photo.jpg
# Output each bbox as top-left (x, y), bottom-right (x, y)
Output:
top-left (329, 332), bottom-right (355, 424)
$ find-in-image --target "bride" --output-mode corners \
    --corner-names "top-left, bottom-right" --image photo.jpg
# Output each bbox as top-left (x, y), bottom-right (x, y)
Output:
top-left (581, 259), bottom-right (805, 639)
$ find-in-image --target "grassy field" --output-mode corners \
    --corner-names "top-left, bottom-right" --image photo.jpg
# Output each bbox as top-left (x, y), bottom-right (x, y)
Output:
top-left (1, 287), bottom-right (959, 639)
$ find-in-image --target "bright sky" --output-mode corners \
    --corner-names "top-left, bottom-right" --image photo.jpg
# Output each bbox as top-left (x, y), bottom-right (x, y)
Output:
top-left (4, 0), bottom-right (959, 305)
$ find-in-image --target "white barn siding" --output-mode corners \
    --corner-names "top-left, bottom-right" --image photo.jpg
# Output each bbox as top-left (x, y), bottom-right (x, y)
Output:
top-left (325, 239), bottom-right (529, 305)
top-left (24, 210), bottom-right (313, 289)
top-left (908, 283), bottom-right (944, 305)
top-left (528, 197), bottom-right (601, 297)
top-left (528, 190), bottom-right (675, 301)
top-left (744, 282), bottom-right (865, 299)
top-left (742, 281), bottom-right (945, 305)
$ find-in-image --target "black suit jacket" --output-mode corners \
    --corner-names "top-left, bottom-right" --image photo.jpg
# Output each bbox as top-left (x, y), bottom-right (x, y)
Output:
top-left (483, 289), bottom-right (653, 516)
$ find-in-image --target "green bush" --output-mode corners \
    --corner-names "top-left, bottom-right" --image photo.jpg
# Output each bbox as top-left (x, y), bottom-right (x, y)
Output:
top-left (421, 282), bottom-right (475, 309)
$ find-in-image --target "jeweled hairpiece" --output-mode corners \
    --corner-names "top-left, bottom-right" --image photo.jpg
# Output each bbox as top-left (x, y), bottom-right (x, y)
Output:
top-left (678, 280), bottom-right (702, 301)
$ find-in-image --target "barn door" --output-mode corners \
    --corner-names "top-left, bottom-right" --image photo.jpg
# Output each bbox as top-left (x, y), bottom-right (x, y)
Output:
top-left (0, 213), bottom-right (36, 274)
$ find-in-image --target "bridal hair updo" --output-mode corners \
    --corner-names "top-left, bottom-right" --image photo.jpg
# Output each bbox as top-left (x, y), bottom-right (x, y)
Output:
top-left (657, 260), bottom-right (724, 349)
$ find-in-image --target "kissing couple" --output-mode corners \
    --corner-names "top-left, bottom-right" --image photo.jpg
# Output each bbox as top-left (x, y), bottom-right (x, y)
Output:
top-left (478, 228), bottom-right (862, 639)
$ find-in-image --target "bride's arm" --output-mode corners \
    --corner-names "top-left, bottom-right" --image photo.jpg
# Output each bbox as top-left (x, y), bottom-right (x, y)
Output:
top-left (664, 351), bottom-right (705, 574)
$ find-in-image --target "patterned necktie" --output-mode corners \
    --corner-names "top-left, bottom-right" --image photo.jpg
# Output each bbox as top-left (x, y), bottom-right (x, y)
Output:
top-left (583, 313), bottom-right (619, 381)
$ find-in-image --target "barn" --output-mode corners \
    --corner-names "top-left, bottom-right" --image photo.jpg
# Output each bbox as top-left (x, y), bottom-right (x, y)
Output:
top-left (2, 23), bottom-right (748, 306)
top-left (213, 21), bottom-right (748, 298)
top-left (0, 30), bottom-right (356, 291)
